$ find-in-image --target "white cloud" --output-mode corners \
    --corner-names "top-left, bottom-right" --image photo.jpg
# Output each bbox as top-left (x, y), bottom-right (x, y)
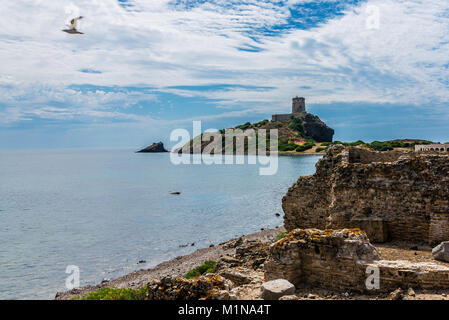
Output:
top-left (0, 0), bottom-right (449, 125)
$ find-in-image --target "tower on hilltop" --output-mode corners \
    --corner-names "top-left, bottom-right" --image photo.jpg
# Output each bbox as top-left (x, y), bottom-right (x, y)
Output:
top-left (292, 97), bottom-right (305, 113)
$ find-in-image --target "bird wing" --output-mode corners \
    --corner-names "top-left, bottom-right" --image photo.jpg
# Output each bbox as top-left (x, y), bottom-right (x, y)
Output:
top-left (69, 16), bottom-right (83, 29)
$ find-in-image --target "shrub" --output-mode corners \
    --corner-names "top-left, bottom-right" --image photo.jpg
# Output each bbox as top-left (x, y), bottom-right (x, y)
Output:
top-left (75, 286), bottom-right (148, 300)
top-left (289, 118), bottom-right (304, 134)
top-left (236, 122), bottom-right (252, 130)
top-left (368, 141), bottom-right (394, 151)
top-left (255, 119), bottom-right (269, 127)
top-left (278, 140), bottom-right (299, 152)
top-left (315, 147), bottom-right (327, 152)
top-left (276, 231), bottom-right (287, 240)
top-left (296, 142), bottom-right (315, 152)
top-left (184, 261), bottom-right (217, 279)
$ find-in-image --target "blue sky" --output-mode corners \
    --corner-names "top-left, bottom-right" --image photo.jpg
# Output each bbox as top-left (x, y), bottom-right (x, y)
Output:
top-left (1, 0), bottom-right (449, 150)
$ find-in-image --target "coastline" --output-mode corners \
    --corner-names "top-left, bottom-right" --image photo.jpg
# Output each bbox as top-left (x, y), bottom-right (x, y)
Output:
top-left (276, 152), bottom-right (323, 156)
top-left (55, 226), bottom-right (285, 300)
top-left (171, 151), bottom-right (324, 156)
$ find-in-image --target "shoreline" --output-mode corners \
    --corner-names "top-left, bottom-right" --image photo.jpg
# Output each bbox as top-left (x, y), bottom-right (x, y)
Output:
top-left (55, 227), bottom-right (284, 300)
top-left (171, 152), bottom-right (324, 156)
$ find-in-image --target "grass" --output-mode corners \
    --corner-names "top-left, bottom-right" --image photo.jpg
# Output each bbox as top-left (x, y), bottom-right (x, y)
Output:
top-left (74, 286), bottom-right (148, 300)
top-left (184, 260), bottom-right (217, 279)
top-left (276, 231), bottom-right (288, 240)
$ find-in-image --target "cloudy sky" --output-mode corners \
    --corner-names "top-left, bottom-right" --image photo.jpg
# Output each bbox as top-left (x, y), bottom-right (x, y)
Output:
top-left (1, 0), bottom-right (449, 149)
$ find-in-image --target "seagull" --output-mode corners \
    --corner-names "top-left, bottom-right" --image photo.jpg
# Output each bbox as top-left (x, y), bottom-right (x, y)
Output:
top-left (62, 16), bottom-right (84, 34)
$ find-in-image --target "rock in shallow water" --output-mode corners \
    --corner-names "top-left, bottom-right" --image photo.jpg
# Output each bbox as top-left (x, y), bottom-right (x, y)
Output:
top-left (260, 279), bottom-right (295, 300)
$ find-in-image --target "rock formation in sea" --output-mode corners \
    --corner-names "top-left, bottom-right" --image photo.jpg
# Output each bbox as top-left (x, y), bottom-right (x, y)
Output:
top-left (178, 96), bottom-right (334, 154)
top-left (136, 141), bottom-right (168, 153)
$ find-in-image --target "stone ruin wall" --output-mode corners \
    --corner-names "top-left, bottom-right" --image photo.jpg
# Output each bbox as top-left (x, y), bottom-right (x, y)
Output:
top-left (264, 228), bottom-right (449, 293)
top-left (282, 146), bottom-right (449, 245)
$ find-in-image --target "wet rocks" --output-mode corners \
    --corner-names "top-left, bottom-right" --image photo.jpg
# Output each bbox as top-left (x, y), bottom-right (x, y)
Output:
top-left (261, 279), bottom-right (295, 300)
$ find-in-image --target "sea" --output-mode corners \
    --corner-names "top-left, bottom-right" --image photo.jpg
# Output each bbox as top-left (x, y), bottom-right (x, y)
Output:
top-left (0, 149), bottom-right (321, 299)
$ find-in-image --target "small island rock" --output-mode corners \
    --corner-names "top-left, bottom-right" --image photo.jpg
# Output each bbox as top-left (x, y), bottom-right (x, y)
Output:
top-left (136, 142), bottom-right (168, 153)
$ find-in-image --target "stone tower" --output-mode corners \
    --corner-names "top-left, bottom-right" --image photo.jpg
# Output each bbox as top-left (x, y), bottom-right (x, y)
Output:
top-left (292, 97), bottom-right (305, 113)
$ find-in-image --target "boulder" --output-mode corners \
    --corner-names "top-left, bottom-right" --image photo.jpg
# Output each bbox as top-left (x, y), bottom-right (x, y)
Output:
top-left (260, 279), bottom-right (295, 300)
top-left (432, 241), bottom-right (449, 262)
top-left (389, 288), bottom-right (404, 300)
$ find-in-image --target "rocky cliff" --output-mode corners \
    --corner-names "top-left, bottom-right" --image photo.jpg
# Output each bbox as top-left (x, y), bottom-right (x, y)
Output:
top-left (282, 145), bottom-right (449, 245)
top-left (300, 113), bottom-right (334, 142)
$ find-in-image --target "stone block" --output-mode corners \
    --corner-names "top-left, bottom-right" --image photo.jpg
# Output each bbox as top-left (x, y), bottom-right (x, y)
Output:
top-left (261, 279), bottom-right (295, 300)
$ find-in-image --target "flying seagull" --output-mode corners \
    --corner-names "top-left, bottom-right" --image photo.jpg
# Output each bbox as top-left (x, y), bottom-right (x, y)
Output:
top-left (62, 16), bottom-right (84, 34)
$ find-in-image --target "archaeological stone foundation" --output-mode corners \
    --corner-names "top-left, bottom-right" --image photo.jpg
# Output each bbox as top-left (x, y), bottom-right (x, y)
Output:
top-left (282, 145), bottom-right (449, 245)
top-left (264, 228), bottom-right (449, 293)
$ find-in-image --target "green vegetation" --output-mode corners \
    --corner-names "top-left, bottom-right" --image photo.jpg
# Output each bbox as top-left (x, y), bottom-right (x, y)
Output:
top-left (278, 140), bottom-right (299, 151)
top-left (276, 231), bottom-right (288, 240)
top-left (296, 142), bottom-right (315, 152)
top-left (184, 260), bottom-right (217, 279)
top-left (255, 119), bottom-right (269, 127)
top-left (289, 118), bottom-right (304, 135)
top-left (367, 140), bottom-right (414, 151)
top-left (315, 147), bottom-right (327, 152)
top-left (328, 140), bottom-right (434, 151)
top-left (74, 286), bottom-right (148, 300)
top-left (333, 140), bottom-right (365, 147)
top-left (236, 122), bottom-right (252, 130)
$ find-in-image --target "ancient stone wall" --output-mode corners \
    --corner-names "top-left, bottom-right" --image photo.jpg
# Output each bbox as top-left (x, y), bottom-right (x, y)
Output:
top-left (282, 146), bottom-right (449, 244)
top-left (264, 228), bottom-right (449, 293)
top-left (264, 229), bottom-right (379, 292)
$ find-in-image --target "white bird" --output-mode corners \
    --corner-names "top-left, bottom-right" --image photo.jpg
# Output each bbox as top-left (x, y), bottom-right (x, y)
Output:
top-left (62, 16), bottom-right (84, 34)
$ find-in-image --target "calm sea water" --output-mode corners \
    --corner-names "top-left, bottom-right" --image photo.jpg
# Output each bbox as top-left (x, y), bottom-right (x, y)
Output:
top-left (0, 149), bottom-right (320, 299)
